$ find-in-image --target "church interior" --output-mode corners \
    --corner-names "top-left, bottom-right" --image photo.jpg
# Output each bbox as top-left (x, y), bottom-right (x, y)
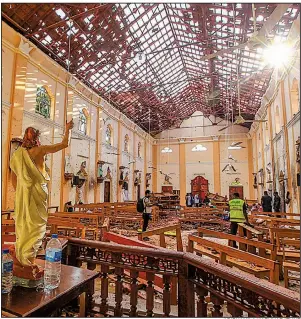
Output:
top-left (1, 3), bottom-right (300, 317)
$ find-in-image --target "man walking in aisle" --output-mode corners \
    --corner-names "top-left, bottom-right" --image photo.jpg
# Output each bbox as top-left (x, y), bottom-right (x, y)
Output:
top-left (261, 191), bottom-right (272, 213)
top-left (229, 193), bottom-right (249, 248)
top-left (142, 190), bottom-right (153, 240)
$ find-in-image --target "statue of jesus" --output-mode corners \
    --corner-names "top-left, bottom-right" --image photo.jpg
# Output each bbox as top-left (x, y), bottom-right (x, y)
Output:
top-left (10, 119), bottom-right (74, 285)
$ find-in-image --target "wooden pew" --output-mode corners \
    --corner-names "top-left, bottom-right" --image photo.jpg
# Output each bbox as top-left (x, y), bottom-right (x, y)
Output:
top-left (280, 237), bottom-right (300, 288)
top-left (138, 224), bottom-right (183, 252)
top-left (250, 211), bottom-right (300, 219)
top-left (47, 218), bottom-right (86, 239)
top-left (249, 215), bottom-right (300, 230)
top-left (197, 227), bottom-right (277, 260)
top-left (187, 235), bottom-right (280, 284)
top-left (48, 212), bottom-right (101, 240)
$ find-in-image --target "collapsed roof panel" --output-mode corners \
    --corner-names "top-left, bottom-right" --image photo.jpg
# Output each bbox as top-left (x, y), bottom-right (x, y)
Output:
top-left (2, 3), bottom-right (300, 134)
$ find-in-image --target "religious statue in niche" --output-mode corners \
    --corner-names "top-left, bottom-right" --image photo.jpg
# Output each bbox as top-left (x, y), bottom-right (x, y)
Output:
top-left (124, 171), bottom-right (129, 182)
top-left (9, 120), bottom-right (74, 287)
top-left (97, 161), bottom-right (105, 183)
top-left (122, 179), bottom-right (129, 201)
top-left (266, 163), bottom-right (272, 183)
top-left (252, 173), bottom-right (258, 189)
top-left (163, 174), bottom-right (172, 185)
top-left (124, 134), bottom-right (129, 153)
top-left (75, 161), bottom-right (88, 204)
top-left (98, 163), bottom-right (103, 177)
top-left (134, 170), bottom-right (140, 186)
top-left (119, 166), bottom-right (125, 185)
top-left (138, 142), bottom-right (141, 158)
top-left (105, 166), bottom-right (112, 180)
top-left (146, 172), bottom-right (151, 188)
top-left (64, 155), bottom-right (73, 179)
top-left (105, 125), bottom-right (112, 146)
top-left (258, 169), bottom-right (264, 185)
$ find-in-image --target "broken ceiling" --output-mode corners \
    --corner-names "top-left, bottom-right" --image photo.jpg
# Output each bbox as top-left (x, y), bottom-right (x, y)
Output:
top-left (2, 3), bottom-right (300, 134)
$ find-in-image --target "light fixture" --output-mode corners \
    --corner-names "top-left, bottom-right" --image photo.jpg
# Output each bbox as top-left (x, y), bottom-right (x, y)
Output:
top-left (135, 52), bottom-right (145, 63)
top-left (228, 146), bottom-right (241, 150)
top-left (192, 144), bottom-right (207, 152)
top-left (263, 41), bottom-right (293, 68)
top-left (161, 147), bottom-right (172, 153)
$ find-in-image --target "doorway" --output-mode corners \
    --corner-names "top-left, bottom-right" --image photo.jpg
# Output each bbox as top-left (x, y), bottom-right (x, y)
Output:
top-left (137, 185), bottom-right (141, 201)
top-left (104, 181), bottom-right (111, 202)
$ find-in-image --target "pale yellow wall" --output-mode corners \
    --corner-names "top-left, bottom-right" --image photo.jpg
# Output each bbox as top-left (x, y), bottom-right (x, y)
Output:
top-left (249, 17), bottom-right (300, 212)
top-left (1, 22), bottom-right (154, 209)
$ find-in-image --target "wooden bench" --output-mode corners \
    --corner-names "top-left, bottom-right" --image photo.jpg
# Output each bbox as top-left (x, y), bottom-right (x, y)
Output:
top-left (187, 235), bottom-right (280, 284)
top-left (47, 218), bottom-right (86, 239)
top-left (179, 217), bottom-right (228, 231)
top-left (49, 212), bottom-right (101, 240)
top-left (280, 237), bottom-right (300, 288)
top-left (138, 224), bottom-right (183, 252)
top-left (250, 211), bottom-right (300, 219)
top-left (250, 215), bottom-right (300, 228)
top-left (197, 227), bottom-right (276, 260)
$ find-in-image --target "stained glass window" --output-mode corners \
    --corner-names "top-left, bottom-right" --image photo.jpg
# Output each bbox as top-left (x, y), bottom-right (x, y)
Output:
top-left (36, 86), bottom-right (51, 118)
top-left (106, 124), bottom-right (112, 145)
top-left (79, 109), bottom-right (87, 134)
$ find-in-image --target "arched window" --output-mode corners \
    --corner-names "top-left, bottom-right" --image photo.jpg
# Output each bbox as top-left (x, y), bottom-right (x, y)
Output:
top-left (291, 78), bottom-right (299, 115)
top-left (138, 142), bottom-right (142, 157)
top-left (36, 86), bottom-right (51, 118)
top-left (124, 134), bottom-right (129, 152)
top-left (106, 124), bottom-right (112, 145)
top-left (78, 108), bottom-right (87, 134)
top-left (275, 105), bottom-right (281, 135)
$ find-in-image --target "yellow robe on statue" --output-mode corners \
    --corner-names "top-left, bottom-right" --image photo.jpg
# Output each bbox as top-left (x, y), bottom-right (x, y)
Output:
top-left (10, 147), bottom-right (50, 266)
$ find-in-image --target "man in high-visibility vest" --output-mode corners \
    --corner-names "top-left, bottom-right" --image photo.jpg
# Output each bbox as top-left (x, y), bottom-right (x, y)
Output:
top-left (229, 192), bottom-right (249, 248)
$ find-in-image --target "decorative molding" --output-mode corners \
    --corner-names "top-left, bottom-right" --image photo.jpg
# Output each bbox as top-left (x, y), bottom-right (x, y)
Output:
top-left (23, 110), bottom-right (64, 130)
top-left (287, 111), bottom-right (300, 128)
top-left (101, 142), bottom-right (118, 152)
top-left (72, 130), bottom-right (96, 142)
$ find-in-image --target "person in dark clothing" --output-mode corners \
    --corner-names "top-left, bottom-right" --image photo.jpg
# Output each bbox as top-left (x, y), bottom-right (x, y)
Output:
top-left (261, 191), bottom-right (272, 212)
top-left (203, 195), bottom-right (210, 206)
top-left (229, 193), bottom-right (249, 248)
top-left (273, 191), bottom-right (281, 216)
top-left (142, 190), bottom-right (152, 239)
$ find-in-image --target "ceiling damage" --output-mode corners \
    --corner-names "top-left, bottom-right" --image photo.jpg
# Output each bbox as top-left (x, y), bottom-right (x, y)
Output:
top-left (2, 3), bottom-right (300, 134)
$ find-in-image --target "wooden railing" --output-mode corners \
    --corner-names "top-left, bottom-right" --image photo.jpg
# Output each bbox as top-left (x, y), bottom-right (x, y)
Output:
top-left (66, 238), bottom-right (300, 317)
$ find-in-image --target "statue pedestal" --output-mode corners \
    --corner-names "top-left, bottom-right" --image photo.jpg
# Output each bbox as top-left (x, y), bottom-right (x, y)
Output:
top-left (9, 246), bottom-right (44, 288)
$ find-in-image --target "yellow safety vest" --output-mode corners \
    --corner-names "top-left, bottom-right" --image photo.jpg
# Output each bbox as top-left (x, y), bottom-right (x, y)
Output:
top-left (229, 199), bottom-right (245, 222)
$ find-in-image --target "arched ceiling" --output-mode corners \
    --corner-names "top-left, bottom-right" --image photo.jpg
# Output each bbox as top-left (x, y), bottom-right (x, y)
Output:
top-left (2, 3), bottom-right (299, 134)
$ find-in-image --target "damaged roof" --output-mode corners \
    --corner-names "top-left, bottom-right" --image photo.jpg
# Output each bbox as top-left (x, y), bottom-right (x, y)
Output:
top-left (2, 3), bottom-right (299, 134)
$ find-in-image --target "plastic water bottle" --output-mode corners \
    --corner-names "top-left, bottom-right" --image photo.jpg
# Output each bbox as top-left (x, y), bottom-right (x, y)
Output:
top-left (44, 234), bottom-right (62, 290)
top-left (2, 249), bottom-right (13, 294)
